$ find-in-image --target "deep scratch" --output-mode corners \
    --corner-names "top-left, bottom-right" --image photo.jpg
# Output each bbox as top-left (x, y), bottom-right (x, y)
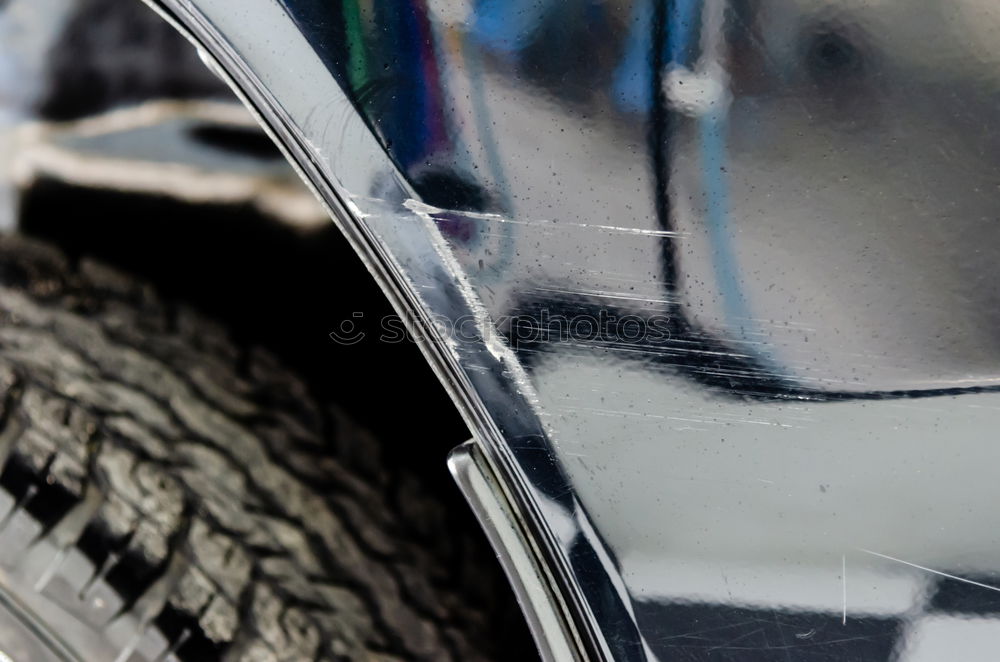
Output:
top-left (841, 554), bottom-right (847, 626)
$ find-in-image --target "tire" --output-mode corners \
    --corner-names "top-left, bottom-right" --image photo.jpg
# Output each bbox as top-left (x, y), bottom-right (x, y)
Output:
top-left (0, 234), bottom-right (510, 662)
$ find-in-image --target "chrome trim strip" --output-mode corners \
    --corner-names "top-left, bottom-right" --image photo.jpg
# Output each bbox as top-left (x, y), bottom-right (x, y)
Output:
top-left (449, 440), bottom-right (584, 662)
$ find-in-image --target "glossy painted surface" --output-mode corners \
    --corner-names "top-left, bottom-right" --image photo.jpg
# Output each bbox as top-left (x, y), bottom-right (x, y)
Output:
top-left (153, 0), bottom-right (1000, 659)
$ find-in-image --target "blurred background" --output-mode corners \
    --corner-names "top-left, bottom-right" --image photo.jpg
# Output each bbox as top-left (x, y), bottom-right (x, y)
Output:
top-left (0, 1), bottom-right (533, 651)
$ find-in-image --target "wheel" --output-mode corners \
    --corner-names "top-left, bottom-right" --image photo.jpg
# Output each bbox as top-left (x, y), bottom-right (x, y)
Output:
top-left (0, 233), bottom-right (510, 661)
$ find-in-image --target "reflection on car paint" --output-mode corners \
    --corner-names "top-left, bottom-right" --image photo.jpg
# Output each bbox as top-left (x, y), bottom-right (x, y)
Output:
top-left (249, 0), bottom-right (1000, 658)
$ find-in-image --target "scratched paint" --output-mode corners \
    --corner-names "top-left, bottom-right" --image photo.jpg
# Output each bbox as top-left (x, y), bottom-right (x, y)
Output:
top-left (272, 0), bottom-right (1000, 658)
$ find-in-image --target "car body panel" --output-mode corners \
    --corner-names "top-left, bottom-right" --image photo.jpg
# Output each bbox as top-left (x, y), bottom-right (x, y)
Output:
top-left (144, 1), bottom-right (1000, 659)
